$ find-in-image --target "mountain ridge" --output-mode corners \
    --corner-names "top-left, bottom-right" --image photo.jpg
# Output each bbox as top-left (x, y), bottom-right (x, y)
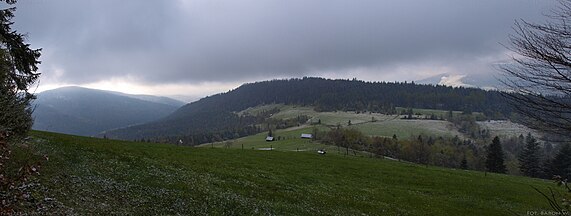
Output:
top-left (33, 86), bottom-right (185, 136)
top-left (105, 77), bottom-right (512, 144)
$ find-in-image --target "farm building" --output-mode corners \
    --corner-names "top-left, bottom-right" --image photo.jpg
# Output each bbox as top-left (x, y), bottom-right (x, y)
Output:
top-left (265, 136), bottom-right (275, 142)
top-left (300, 133), bottom-right (313, 139)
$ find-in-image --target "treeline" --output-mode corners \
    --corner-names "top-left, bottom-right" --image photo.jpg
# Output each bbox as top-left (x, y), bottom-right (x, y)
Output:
top-left (106, 77), bottom-right (513, 142)
top-left (317, 127), bottom-right (485, 170)
top-left (187, 77), bottom-right (511, 116)
top-left (507, 133), bottom-right (571, 180)
top-left (315, 126), bottom-right (570, 179)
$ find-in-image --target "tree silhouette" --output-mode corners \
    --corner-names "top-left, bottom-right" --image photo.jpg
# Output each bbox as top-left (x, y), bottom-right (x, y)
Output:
top-left (460, 156), bottom-right (468, 170)
top-left (0, 1), bottom-right (44, 213)
top-left (0, 0), bottom-right (42, 137)
top-left (486, 136), bottom-right (507, 174)
top-left (549, 143), bottom-right (571, 180)
top-left (518, 133), bottom-right (542, 178)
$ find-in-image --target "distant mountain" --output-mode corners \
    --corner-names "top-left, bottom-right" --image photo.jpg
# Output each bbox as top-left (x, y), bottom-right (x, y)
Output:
top-left (105, 77), bottom-right (512, 144)
top-left (33, 86), bottom-right (185, 136)
top-left (416, 73), bottom-right (503, 90)
top-left (165, 95), bottom-right (200, 104)
top-left (105, 91), bottom-right (186, 107)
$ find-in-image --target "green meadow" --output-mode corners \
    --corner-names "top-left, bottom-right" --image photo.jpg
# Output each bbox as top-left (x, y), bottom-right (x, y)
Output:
top-left (9, 130), bottom-right (560, 215)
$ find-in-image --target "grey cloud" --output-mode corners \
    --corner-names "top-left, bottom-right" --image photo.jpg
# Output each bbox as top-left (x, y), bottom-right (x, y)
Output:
top-left (13, 0), bottom-right (555, 85)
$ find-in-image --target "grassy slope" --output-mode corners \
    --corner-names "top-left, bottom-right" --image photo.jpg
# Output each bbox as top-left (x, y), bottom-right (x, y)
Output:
top-left (243, 104), bottom-right (464, 139)
top-left (243, 104), bottom-right (538, 140)
top-left (21, 130), bottom-right (558, 215)
top-left (202, 125), bottom-right (340, 153)
top-left (348, 120), bottom-right (463, 139)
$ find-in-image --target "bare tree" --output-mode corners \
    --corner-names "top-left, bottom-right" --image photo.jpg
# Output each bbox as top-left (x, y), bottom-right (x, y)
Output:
top-left (501, 0), bottom-right (571, 140)
top-left (502, 2), bottom-right (571, 214)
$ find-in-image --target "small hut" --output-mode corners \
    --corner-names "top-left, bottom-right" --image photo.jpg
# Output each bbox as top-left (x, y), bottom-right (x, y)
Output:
top-left (300, 133), bottom-right (313, 139)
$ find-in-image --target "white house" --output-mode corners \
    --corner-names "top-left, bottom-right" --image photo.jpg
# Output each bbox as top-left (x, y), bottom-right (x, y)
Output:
top-left (266, 136), bottom-right (275, 142)
top-left (300, 133), bottom-right (313, 139)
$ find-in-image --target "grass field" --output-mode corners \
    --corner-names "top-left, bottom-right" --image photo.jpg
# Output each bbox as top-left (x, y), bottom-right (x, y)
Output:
top-left (12, 130), bottom-right (562, 215)
top-left (201, 122), bottom-right (457, 156)
top-left (234, 104), bottom-right (533, 142)
top-left (241, 104), bottom-right (466, 139)
top-left (348, 119), bottom-right (464, 139)
top-left (201, 125), bottom-right (342, 153)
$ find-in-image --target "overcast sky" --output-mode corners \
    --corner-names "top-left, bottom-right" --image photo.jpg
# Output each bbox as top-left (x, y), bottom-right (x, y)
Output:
top-left (11, 0), bottom-right (555, 101)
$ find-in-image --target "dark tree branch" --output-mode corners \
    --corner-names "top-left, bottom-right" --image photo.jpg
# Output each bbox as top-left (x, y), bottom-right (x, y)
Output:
top-left (502, 0), bottom-right (571, 140)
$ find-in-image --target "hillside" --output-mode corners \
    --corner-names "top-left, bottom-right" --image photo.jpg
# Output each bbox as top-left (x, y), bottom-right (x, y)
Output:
top-left (239, 104), bottom-right (468, 139)
top-left (105, 77), bottom-right (512, 143)
top-left (33, 86), bottom-right (184, 136)
top-left (201, 104), bottom-right (550, 175)
top-left (9, 131), bottom-right (559, 215)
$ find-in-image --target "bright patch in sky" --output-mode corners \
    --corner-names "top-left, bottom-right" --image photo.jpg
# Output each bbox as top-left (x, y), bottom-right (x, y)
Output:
top-left (35, 80), bottom-right (241, 103)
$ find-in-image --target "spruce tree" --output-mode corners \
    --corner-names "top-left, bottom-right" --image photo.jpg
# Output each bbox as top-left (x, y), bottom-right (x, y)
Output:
top-left (0, 1), bottom-right (41, 137)
top-left (544, 142), bottom-right (554, 158)
top-left (541, 158), bottom-right (554, 179)
top-left (486, 136), bottom-right (507, 173)
top-left (551, 143), bottom-right (571, 180)
top-left (460, 156), bottom-right (468, 170)
top-left (518, 133), bottom-right (542, 178)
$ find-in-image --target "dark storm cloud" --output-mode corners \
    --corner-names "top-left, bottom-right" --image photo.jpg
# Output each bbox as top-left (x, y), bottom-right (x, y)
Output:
top-left (13, 0), bottom-right (554, 85)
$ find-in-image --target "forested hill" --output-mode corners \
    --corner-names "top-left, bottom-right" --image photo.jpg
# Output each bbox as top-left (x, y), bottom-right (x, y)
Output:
top-left (33, 86), bottom-right (184, 136)
top-left (105, 77), bottom-right (511, 142)
top-left (171, 77), bottom-right (509, 117)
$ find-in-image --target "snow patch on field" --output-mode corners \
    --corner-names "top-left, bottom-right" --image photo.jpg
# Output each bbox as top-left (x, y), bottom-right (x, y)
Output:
top-left (477, 120), bottom-right (541, 138)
